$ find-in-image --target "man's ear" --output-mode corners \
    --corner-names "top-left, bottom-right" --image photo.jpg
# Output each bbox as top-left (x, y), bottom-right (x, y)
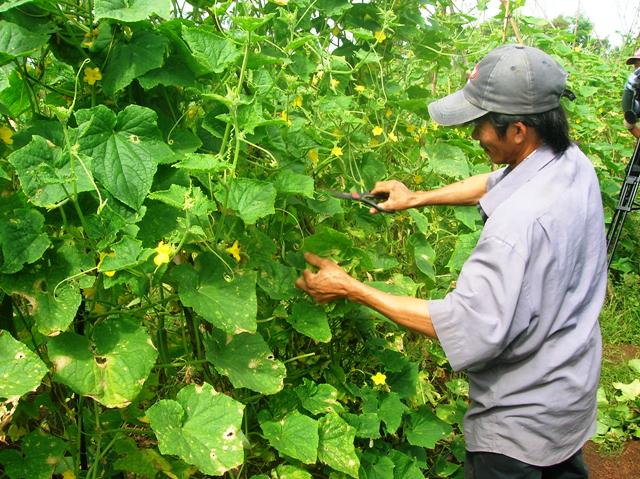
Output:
top-left (510, 121), bottom-right (528, 145)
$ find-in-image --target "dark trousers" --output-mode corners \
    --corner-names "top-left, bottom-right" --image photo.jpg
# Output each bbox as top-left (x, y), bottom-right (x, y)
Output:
top-left (465, 450), bottom-right (589, 479)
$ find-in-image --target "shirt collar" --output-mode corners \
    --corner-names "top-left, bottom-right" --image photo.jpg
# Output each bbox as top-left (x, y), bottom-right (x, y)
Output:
top-left (478, 144), bottom-right (559, 219)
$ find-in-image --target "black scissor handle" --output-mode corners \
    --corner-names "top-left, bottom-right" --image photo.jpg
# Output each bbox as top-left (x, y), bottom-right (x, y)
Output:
top-left (329, 191), bottom-right (390, 213)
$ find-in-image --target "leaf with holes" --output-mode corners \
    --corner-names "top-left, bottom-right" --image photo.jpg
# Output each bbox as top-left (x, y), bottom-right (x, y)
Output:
top-left (76, 105), bottom-right (174, 210)
top-left (205, 330), bottom-right (286, 395)
top-left (0, 332), bottom-right (47, 398)
top-left (260, 410), bottom-right (318, 464)
top-left (146, 383), bottom-right (245, 476)
top-left (48, 317), bottom-right (157, 408)
top-left (295, 379), bottom-right (344, 415)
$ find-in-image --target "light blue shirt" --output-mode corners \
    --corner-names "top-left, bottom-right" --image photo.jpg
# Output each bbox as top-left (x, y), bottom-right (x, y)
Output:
top-left (429, 143), bottom-right (607, 466)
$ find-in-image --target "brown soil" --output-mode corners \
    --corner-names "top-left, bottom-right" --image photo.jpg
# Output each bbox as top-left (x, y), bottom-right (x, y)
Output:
top-left (584, 440), bottom-right (640, 478)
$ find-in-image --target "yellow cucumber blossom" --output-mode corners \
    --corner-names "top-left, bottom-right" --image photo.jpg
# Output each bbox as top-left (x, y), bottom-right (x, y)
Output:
top-left (330, 78), bottom-right (340, 90)
top-left (273, 0), bottom-right (288, 5)
top-left (371, 372), bottom-right (387, 386)
top-left (280, 111), bottom-right (292, 127)
top-left (308, 149), bottom-right (319, 166)
top-left (374, 31), bottom-right (387, 43)
top-left (62, 470), bottom-right (76, 479)
top-left (354, 84), bottom-right (365, 93)
top-left (292, 96), bottom-right (303, 108)
top-left (98, 252), bottom-right (116, 277)
top-left (154, 241), bottom-right (173, 266)
top-left (331, 145), bottom-right (343, 157)
top-left (0, 125), bottom-right (13, 145)
top-left (406, 124), bottom-right (416, 133)
top-left (83, 66), bottom-right (102, 85)
top-left (226, 240), bottom-right (241, 262)
top-left (372, 126), bottom-right (383, 136)
top-left (388, 131), bottom-right (398, 142)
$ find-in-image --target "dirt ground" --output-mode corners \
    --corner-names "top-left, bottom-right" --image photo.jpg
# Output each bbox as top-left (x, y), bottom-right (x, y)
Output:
top-left (584, 440), bottom-right (640, 479)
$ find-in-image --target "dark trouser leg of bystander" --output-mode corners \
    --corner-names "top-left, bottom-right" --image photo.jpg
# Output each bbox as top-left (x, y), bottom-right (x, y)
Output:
top-left (465, 451), bottom-right (541, 479)
top-left (541, 450), bottom-right (589, 479)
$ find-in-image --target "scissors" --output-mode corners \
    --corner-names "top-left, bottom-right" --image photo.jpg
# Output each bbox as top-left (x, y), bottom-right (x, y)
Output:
top-left (328, 191), bottom-right (390, 213)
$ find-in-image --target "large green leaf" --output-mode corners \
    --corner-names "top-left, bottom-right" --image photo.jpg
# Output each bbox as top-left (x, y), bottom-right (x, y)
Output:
top-left (98, 236), bottom-right (154, 273)
top-left (288, 302), bottom-right (332, 343)
top-left (423, 144), bottom-right (470, 179)
top-left (405, 406), bottom-right (452, 449)
top-left (175, 265), bottom-right (257, 334)
top-left (102, 30), bottom-right (169, 95)
top-left (33, 285), bottom-right (82, 337)
top-left (317, 413), bottom-right (360, 478)
top-left (274, 170), bottom-right (315, 198)
top-left (8, 136), bottom-right (95, 208)
top-left (260, 410), bottom-right (319, 464)
top-left (147, 383), bottom-right (245, 476)
top-left (205, 331), bottom-right (286, 395)
top-left (0, 1), bottom-right (38, 13)
top-left (0, 207), bottom-right (50, 274)
top-left (217, 178), bottom-right (277, 225)
top-left (183, 27), bottom-right (241, 74)
top-left (94, 0), bottom-right (171, 22)
top-left (76, 105), bottom-right (173, 209)
top-left (48, 318), bottom-right (158, 408)
top-left (271, 465), bottom-right (312, 479)
top-left (257, 261), bottom-right (300, 300)
top-left (295, 379), bottom-right (344, 415)
top-left (0, 20), bottom-right (49, 64)
top-left (301, 227), bottom-right (353, 258)
top-left (0, 331), bottom-right (47, 398)
top-left (0, 431), bottom-right (66, 479)
top-left (446, 231), bottom-right (481, 274)
top-left (378, 392), bottom-right (405, 434)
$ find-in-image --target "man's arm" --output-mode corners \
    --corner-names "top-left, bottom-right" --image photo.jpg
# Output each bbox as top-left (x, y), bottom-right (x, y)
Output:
top-left (295, 253), bottom-right (437, 337)
top-left (370, 172), bottom-right (491, 213)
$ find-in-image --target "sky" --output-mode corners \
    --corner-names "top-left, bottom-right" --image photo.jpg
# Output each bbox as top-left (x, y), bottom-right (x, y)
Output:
top-left (470, 0), bottom-right (640, 48)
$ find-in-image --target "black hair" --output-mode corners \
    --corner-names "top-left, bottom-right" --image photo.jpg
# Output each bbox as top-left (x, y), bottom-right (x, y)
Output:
top-left (484, 106), bottom-right (572, 154)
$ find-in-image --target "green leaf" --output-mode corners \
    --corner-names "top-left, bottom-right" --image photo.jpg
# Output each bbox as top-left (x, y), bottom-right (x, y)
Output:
top-left (94, 0), bottom-right (172, 22)
top-left (147, 383), bottom-right (245, 476)
top-left (613, 379), bottom-right (640, 402)
top-left (183, 27), bottom-right (241, 74)
top-left (48, 318), bottom-right (158, 408)
top-left (175, 265), bottom-right (257, 334)
top-left (8, 136), bottom-right (95, 207)
top-left (272, 465), bottom-right (312, 479)
top-left (173, 153), bottom-right (231, 173)
top-left (76, 105), bottom-right (173, 209)
top-left (288, 302), bottom-right (332, 343)
top-left (0, 20), bottom-right (49, 64)
top-left (405, 406), bottom-right (452, 449)
top-left (446, 231), bottom-right (480, 273)
top-left (377, 350), bottom-right (418, 399)
top-left (113, 438), bottom-right (173, 478)
top-left (411, 235), bottom-right (436, 282)
top-left (378, 392), bottom-right (405, 434)
top-left (257, 261), bottom-right (300, 300)
top-left (33, 285), bottom-right (82, 336)
top-left (0, 208), bottom-right (50, 274)
top-left (628, 358), bottom-right (640, 374)
top-left (102, 30), bottom-right (169, 95)
top-left (260, 410), bottom-right (319, 464)
top-left (360, 451), bottom-right (395, 479)
top-left (388, 450), bottom-right (423, 479)
top-left (407, 209), bottom-right (429, 235)
top-left (217, 178), bottom-right (277, 225)
top-left (453, 206), bottom-right (480, 231)
top-left (148, 184), bottom-right (214, 217)
top-left (274, 170), bottom-right (315, 198)
top-left (302, 227), bottom-right (353, 258)
top-left (0, 431), bottom-right (66, 479)
top-left (343, 412), bottom-right (381, 439)
top-left (423, 144), bottom-right (470, 179)
top-left (206, 331), bottom-right (286, 395)
top-left (0, 331), bottom-right (47, 398)
top-left (99, 236), bottom-right (153, 272)
top-left (317, 413), bottom-right (360, 478)
top-left (295, 379), bottom-right (344, 415)
top-left (0, 1), bottom-right (37, 13)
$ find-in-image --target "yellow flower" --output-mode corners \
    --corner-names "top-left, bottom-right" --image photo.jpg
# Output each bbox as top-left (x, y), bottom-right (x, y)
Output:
top-left (371, 372), bottom-right (387, 386)
top-left (374, 31), bottom-right (387, 43)
top-left (385, 108), bottom-right (393, 118)
top-left (154, 241), bottom-right (173, 266)
top-left (62, 470), bottom-right (76, 479)
top-left (406, 124), bottom-right (416, 133)
top-left (413, 174), bottom-right (424, 185)
top-left (273, 0), bottom-right (288, 5)
top-left (372, 126), bottom-right (383, 136)
top-left (226, 240), bottom-right (241, 262)
top-left (576, 118), bottom-right (582, 124)
top-left (354, 84), bottom-right (365, 93)
top-left (308, 149), bottom-right (319, 166)
top-left (332, 25), bottom-right (341, 36)
top-left (83, 66), bottom-right (102, 85)
top-left (388, 131), bottom-right (398, 142)
top-left (370, 138), bottom-right (379, 147)
top-left (407, 50), bottom-right (415, 59)
top-left (292, 96), bottom-right (303, 108)
top-left (330, 78), bottom-right (340, 90)
top-left (0, 125), bottom-right (13, 145)
top-left (98, 252), bottom-right (116, 277)
top-left (331, 145), bottom-right (343, 157)
top-left (280, 111), bottom-right (292, 126)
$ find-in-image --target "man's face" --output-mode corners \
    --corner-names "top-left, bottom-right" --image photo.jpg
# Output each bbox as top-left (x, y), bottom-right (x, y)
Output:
top-left (471, 119), bottom-right (521, 165)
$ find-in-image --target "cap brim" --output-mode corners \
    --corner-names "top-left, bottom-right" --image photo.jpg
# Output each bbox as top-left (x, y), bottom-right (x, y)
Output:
top-left (626, 57), bottom-right (640, 65)
top-left (427, 89), bottom-right (487, 126)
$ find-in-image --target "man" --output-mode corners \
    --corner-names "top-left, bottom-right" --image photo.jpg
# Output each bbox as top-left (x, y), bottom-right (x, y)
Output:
top-left (623, 48), bottom-right (640, 139)
top-left (296, 45), bottom-right (607, 479)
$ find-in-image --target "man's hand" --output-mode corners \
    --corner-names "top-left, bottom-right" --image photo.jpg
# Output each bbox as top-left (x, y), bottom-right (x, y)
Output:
top-left (295, 252), bottom-right (356, 303)
top-left (369, 180), bottom-right (415, 214)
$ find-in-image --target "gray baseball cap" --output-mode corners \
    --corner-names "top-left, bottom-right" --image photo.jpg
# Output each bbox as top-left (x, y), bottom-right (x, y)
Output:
top-left (428, 44), bottom-right (568, 126)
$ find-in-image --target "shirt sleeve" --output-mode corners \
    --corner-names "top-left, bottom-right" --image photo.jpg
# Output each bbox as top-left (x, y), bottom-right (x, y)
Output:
top-left (486, 167), bottom-right (508, 191)
top-left (428, 235), bottom-right (531, 372)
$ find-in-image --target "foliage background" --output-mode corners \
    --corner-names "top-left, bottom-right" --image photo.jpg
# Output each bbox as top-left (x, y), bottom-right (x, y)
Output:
top-left (0, 0), bottom-right (639, 478)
